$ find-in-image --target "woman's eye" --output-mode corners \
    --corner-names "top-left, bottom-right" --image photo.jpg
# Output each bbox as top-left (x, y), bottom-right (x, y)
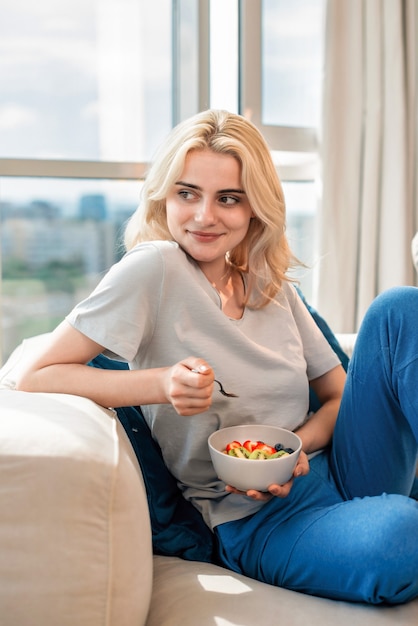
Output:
top-left (219, 195), bottom-right (239, 206)
top-left (178, 190), bottom-right (194, 200)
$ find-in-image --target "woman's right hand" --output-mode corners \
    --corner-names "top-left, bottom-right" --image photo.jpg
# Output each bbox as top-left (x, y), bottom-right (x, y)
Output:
top-left (163, 359), bottom-right (215, 416)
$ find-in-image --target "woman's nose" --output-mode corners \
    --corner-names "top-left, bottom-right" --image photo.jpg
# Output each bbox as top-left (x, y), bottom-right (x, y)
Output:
top-left (195, 199), bottom-right (216, 225)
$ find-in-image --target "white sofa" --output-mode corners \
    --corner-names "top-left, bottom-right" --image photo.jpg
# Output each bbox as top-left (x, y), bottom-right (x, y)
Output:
top-left (1, 335), bottom-right (418, 626)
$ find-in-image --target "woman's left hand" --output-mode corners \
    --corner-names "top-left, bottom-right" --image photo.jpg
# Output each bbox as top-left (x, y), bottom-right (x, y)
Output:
top-left (225, 450), bottom-right (310, 501)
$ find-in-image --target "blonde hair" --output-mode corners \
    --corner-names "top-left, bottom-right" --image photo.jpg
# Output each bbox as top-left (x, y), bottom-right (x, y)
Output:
top-left (124, 109), bottom-right (299, 308)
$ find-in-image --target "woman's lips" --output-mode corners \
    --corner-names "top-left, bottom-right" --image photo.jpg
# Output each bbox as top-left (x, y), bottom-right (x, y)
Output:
top-left (188, 230), bottom-right (223, 242)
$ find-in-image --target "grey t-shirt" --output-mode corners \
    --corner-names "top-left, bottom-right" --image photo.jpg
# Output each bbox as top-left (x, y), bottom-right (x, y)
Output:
top-left (67, 241), bottom-right (340, 528)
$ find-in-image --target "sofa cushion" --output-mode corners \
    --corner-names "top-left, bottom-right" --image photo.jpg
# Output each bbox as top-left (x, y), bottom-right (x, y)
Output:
top-left (0, 389), bottom-right (153, 626)
top-left (148, 555), bottom-right (418, 626)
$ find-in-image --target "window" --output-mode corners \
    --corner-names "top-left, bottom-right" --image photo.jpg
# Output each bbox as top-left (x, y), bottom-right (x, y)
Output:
top-left (240, 0), bottom-right (325, 295)
top-left (261, 0), bottom-right (324, 130)
top-left (240, 0), bottom-right (325, 151)
top-left (0, 0), bottom-right (172, 162)
top-left (0, 0), bottom-right (325, 361)
top-left (0, 0), bottom-right (173, 361)
top-left (1, 176), bottom-right (142, 359)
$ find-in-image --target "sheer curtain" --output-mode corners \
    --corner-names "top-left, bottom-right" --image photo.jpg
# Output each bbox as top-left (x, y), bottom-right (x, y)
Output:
top-left (314, 0), bottom-right (417, 332)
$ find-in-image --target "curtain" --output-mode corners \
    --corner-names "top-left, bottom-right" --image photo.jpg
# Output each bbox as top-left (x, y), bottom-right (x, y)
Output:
top-left (314, 0), bottom-right (417, 332)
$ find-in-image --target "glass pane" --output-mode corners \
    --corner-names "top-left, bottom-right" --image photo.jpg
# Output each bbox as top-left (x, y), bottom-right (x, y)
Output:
top-left (0, 0), bottom-right (172, 161)
top-left (210, 0), bottom-right (239, 112)
top-left (1, 178), bottom-right (317, 360)
top-left (176, 0), bottom-right (200, 121)
top-left (0, 177), bottom-right (141, 361)
top-left (262, 0), bottom-right (325, 128)
top-left (283, 181), bottom-right (318, 300)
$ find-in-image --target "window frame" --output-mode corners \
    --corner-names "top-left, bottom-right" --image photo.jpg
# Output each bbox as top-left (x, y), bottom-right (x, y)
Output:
top-left (239, 0), bottom-right (320, 181)
top-left (0, 158), bottom-right (147, 180)
top-left (239, 0), bottom-right (319, 153)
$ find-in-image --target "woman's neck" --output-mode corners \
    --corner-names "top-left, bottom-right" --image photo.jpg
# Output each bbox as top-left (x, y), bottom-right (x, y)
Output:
top-left (198, 259), bottom-right (231, 291)
top-left (202, 265), bottom-right (245, 320)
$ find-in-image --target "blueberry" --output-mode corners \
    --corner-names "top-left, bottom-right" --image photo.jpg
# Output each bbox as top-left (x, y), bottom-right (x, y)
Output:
top-left (274, 443), bottom-right (284, 451)
top-left (284, 447), bottom-right (294, 454)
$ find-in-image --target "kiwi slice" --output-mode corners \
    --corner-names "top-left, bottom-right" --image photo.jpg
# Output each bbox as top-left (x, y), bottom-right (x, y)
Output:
top-left (249, 450), bottom-right (268, 460)
top-left (228, 447), bottom-right (250, 458)
top-left (269, 450), bottom-right (290, 459)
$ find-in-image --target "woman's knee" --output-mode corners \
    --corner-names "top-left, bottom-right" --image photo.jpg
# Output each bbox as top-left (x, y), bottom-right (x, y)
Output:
top-left (353, 286), bottom-right (418, 381)
top-left (361, 286), bottom-right (418, 332)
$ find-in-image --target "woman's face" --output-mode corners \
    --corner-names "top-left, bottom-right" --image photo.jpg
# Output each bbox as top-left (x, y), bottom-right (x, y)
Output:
top-left (166, 148), bottom-right (254, 275)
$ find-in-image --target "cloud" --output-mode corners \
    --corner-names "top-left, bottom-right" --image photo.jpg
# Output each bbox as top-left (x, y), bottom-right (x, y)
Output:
top-left (0, 104), bottom-right (37, 131)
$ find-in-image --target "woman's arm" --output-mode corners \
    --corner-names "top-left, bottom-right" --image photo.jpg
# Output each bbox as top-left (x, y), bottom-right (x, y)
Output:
top-left (295, 364), bottom-right (346, 454)
top-left (15, 320), bottom-right (214, 415)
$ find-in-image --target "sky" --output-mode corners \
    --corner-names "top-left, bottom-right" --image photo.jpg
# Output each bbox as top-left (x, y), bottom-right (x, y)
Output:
top-left (0, 0), bottom-right (324, 213)
top-left (0, 0), bottom-right (171, 210)
top-left (0, 0), bottom-right (172, 162)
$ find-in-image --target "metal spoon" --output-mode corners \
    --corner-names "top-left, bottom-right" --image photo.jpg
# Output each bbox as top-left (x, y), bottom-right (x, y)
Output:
top-left (213, 379), bottom-right (239, 398)
top-left (191, 369), bottom-right (239, 398)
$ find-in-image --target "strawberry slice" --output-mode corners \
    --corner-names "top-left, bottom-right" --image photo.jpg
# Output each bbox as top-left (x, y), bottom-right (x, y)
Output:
top-left (225, 440), bottom-right (242, 452)
top-left (254, 442), bottom-right (277, 456)
top-left (243, 439), bottom-right (259, 453)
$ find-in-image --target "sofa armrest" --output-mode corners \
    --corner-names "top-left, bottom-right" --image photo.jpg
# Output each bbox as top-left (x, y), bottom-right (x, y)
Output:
top-left (0, 390), bottom-right (153, 626)
top-left (0, 333), bottom-right (53, 390)
top-left (335, 333), bottom-right (357, 359)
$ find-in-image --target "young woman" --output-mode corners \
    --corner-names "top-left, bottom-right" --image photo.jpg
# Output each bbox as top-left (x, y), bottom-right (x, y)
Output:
top-left (16, 109), bottom-right (418, 605)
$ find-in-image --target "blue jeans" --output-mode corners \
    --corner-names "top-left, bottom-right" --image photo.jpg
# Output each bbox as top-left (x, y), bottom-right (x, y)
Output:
top-left (215, 287), bottom-right (418, 604)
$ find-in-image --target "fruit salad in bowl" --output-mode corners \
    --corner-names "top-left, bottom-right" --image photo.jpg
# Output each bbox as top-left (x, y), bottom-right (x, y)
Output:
top-left (208, 424), bottom-right (302, 492)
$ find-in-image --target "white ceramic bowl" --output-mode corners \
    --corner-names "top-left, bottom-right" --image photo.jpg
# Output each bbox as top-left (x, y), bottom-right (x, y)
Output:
top-left (208, 425), bottom-right (302, 492)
